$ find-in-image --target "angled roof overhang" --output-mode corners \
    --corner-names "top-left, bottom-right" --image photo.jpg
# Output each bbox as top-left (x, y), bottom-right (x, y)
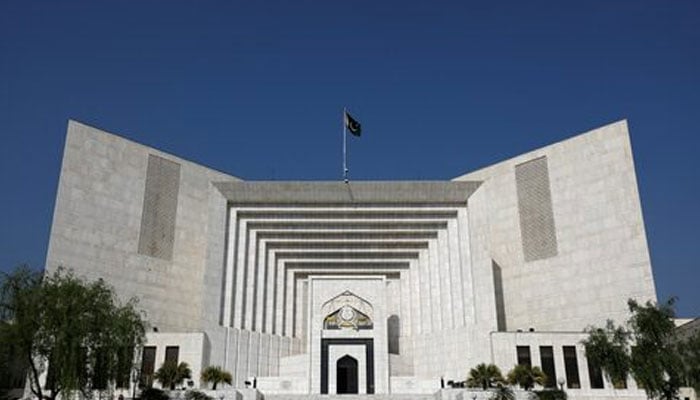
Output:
top-left (213, 181), bottom-right (482, 206)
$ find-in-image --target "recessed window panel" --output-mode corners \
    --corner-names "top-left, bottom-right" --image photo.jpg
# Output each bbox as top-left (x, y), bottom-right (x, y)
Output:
top-left (517, 346), bottom-right (531, 367)
top-left (563, 346), bottom-right (581, 389)
top-left (540, 346), bottom-right (556, 388)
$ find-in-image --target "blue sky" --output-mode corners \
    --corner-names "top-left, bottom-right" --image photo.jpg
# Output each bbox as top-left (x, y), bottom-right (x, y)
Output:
top-left (1, 1), bottom-right (698, 316)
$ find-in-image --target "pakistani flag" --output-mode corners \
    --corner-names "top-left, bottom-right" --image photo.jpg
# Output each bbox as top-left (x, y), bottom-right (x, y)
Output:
top-left (344, 111), bottom-right (362, 137)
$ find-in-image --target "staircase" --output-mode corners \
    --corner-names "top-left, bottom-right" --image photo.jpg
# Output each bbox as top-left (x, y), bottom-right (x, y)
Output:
top-left (263, 395), bottom-right (435, 400)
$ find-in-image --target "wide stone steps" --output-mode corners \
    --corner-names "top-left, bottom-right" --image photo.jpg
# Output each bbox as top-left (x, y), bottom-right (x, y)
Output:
top-left (263, 395), bottom-right (435, 400)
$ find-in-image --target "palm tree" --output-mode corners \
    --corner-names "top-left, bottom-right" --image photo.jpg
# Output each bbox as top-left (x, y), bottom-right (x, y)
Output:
top-left (154, 361), bottom-right (192, 390)
top-left (200, 365), bottom-right (233, 390)
top-left (466, 363), bottom-right (505, 390)
top-left (507, 364), bottom-right (547, 391)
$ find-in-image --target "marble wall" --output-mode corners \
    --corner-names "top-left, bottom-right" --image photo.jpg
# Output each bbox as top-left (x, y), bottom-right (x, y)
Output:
top-left (45, 120), bottom-right (659, 398)
top-left (454, 120), bottom-right (657, 331)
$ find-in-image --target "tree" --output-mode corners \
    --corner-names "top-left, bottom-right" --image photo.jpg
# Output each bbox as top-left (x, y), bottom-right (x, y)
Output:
top-left (677, 330), bottom-right (700, 394)
top-left (0, 265), bottom-right (40, 398)
top-left (0, 266), bottom-right (146, 400)
top-left (628, 299), bottom-right (684, 400)
top-left (466, 363), bottom-right (505, 390)
top-left (582, 320), bottom-right (631, 387)
top-left (0, 320), bottom-right (32, 399)
top-left (200, 365), bottom-right (232, 390)
top-left (507, 364), bottom-right (547, 391)
top-left (582, 298), bottom-right (693, 400)
top-left (154, 361), bottom-right (191, 390)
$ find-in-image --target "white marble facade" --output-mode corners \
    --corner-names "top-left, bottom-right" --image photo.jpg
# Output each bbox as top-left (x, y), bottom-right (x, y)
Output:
top-left (44, 120), bottom-right (658, 398)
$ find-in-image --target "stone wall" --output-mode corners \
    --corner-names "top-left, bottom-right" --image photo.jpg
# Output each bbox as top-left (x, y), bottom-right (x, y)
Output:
top-left (454, 120), bottom-right (657, 331)
top-left (46, 120), bottom-right (239, 332)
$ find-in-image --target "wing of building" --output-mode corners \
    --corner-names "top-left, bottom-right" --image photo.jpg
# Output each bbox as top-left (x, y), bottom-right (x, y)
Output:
top-left (45, 120), bottom-right (657, 397)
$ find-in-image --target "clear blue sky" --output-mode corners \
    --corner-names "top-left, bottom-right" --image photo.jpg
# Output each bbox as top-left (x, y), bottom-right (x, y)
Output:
top-left (1, 1), bottom-right (698, 317)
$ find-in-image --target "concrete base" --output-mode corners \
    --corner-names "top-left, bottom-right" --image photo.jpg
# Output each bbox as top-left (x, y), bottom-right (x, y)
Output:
top-left (256, 377), bottom-right (309, 394)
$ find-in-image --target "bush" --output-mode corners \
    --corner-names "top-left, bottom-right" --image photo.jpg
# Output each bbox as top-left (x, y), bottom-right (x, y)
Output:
top-left (184, 390), bottom-right (213, 400)
top-left (507, 364), bottom-right (547, 390)
top-left (140, 388), bottom-right (169, 400)
top-left (534, 389), bottom-right (567, 400)
top-left (492, 384), bottom-right (515, 400)
top-left (155, 361), bottom-right (192, 390)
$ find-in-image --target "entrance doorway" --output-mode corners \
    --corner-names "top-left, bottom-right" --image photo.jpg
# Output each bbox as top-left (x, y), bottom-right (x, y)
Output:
top-left (320, 338), bottom-right (374, 394)
top-left (336, 355), bottom-right (358, 394)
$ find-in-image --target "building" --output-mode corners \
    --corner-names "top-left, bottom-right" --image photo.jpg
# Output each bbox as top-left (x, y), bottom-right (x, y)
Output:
top-left (45, 120), bottom-right (657, 398)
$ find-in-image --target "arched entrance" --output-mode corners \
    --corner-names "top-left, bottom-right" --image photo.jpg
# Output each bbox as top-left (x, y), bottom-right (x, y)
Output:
top-left (336, 355), bottom-right (358, 394)
top-left (318, 290), bottom-right (376, 394)
top-left (320, 339), bottom-right (374, 394)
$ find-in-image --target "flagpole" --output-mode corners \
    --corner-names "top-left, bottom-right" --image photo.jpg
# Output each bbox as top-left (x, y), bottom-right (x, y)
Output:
top-left (343, 107), bottom-right (348, 183)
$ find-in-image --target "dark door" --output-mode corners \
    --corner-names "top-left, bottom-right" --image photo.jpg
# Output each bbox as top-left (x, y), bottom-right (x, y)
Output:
top-left (336, 355), bottom-right (358, 394)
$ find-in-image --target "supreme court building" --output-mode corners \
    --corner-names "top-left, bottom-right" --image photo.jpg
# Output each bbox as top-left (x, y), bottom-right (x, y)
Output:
top-left (44, 120), bottom-right (657, 397)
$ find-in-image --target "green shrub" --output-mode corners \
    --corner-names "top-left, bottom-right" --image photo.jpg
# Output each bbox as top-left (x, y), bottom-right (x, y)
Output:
top-left (492, 384), bottom-right (515, 400)
top-left (184, 390), bottom-right (213, 400)
top-left (534, 389), bottom-right (567, 400)
top-left (140, 388), bottom-right (169, 400)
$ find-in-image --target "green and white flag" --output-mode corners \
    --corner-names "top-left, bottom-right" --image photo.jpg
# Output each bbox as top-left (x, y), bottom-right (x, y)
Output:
top-left (344, 111), bottom-right (362, 137)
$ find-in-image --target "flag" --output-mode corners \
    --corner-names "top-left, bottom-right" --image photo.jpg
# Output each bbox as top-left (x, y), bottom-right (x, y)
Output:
top-left (344, 111), bottom-right (362, 137)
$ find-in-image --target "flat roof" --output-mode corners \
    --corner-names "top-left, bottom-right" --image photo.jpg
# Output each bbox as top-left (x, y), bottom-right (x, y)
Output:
top-left (213, 181), bottom-right (482, 206)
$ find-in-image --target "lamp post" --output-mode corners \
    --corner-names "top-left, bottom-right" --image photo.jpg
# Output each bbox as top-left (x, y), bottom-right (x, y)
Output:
top-left (131, 369), bottom-right (139, 400)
